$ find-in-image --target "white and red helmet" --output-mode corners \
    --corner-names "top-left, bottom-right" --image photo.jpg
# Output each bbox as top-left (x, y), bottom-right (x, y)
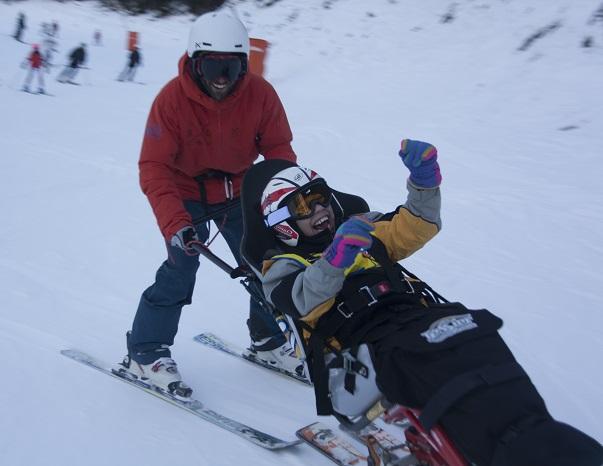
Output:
top-left (260, 166), bottom-right (324, 247)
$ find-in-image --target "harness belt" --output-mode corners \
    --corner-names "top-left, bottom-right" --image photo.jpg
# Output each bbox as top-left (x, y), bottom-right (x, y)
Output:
top-left (336, 278), bottom-right (418, 319)
top-left (194, 170), bottom-right (235, 204)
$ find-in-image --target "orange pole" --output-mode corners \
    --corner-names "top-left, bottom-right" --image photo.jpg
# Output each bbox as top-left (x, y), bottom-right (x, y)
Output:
top-left (249, 38), bottom-right (269, 76)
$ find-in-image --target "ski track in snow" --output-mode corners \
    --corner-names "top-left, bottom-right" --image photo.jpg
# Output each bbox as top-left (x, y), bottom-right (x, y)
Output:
top-left (0, 1), bottom-right (602, 465)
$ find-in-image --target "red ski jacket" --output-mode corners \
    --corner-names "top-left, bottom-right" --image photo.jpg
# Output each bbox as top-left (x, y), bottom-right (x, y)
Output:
top-left (29, 50), bottom-right (43, 69)
top-left (139, 54), bottom-right (296, 240)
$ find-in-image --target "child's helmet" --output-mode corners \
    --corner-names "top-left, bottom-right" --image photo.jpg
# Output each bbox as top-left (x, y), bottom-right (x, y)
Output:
top-left (260, 166), bottom-right (325, 247)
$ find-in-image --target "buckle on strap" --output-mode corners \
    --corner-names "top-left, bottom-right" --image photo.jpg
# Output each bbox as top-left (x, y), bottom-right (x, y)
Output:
top-left (336, 282), bottom-right (390, 319)
top-left (337, 302), bottom-right (353, 319)
top-left (339, 353), bottom-right (369, 378)
top-left (403, 276), bottom-right (415, 294)
top-left (359, 285), bottom-right (378, 306)
top-left (347, 358), bottom-right (368, 378)
top-left (224, 176), bottom-right (234, 200)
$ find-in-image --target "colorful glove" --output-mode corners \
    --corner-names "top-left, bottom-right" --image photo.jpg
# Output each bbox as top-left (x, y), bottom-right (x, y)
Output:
top-left (323, 216), bottom-right (374, 269)
top-left (170, 226), bottom-right (201, 255)
top-left (399, 139), bottom-right (442, 188)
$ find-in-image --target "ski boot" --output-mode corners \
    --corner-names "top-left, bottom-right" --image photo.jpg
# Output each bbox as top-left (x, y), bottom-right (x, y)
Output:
top-left (116, 331), bottom-right (192, 400)
top-left (249, 316), bottom-right (306, 378)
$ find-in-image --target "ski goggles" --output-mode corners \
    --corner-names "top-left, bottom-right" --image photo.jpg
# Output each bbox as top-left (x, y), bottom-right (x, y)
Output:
top-left (264, 180), bottom-right (333, 227)
top-left (192, 53), bottom-right (245, 82)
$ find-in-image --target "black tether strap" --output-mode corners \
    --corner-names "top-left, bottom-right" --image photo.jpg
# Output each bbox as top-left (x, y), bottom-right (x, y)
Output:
top-left (419, 362), bottom-right (527, 431)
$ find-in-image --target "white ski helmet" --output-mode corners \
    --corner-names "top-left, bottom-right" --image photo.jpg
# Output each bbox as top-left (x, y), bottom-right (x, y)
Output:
top-left (187, 10), bottom-right (249, 58)
top-left (261, 166), bottom-right (328, 247)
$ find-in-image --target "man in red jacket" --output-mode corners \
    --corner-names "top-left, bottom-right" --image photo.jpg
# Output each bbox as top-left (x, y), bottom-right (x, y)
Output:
top-left (119, 10), bottom-right (299, 398)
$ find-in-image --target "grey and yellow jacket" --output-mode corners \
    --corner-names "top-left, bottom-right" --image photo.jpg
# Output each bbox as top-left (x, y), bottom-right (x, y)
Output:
top-left (260, 182), bottom-right (442, 338)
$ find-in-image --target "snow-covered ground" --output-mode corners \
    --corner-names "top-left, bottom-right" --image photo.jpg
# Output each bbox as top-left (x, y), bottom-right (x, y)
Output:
top-left (0, 1), bottom-right (601, 464)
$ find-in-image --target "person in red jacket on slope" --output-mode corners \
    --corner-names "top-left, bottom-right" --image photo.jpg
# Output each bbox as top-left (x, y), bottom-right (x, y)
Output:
top-left (21, 44), bottom-right (46, 94)
top-left (118, 9), bottom-right (299, 398)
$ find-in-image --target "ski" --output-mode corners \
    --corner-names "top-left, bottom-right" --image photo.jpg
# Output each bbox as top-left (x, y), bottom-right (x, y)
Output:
top-left (340, 423), bottom-right (417, 466)
top-left (297, 422), bottom-right (368, 466)
top-left (61, 349), bottom-right (301, 450)
top-left (21, 89), bottom-right (55, 96)
top-left (193, 332), bottom-right (312, 385)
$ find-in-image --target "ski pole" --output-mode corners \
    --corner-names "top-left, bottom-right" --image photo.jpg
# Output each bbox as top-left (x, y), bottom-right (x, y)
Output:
top-left (191, 243), bottom-right (236, 276)
top-left (190, 243), bottom-right (276, 314)
top-left (188, 199), bottom-right (280, 316)
top-left (190, 199), bottom-right (241, 225)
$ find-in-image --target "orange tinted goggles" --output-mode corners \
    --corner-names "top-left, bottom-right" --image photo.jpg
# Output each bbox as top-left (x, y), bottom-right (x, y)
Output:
top-left (265, 181), bottom-right (333, 227)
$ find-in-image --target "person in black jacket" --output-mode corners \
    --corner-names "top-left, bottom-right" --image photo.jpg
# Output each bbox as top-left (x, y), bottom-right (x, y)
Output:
top-left (13, 12), bottom-right (26, 42)
top-left (57, 43), bottom-right (87, 84)
top-left (117, 46), bottom-right (142, 82)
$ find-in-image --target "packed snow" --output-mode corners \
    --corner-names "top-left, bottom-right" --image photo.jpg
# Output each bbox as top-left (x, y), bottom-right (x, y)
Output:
top-left (0, 1), bottom-right (601, 465)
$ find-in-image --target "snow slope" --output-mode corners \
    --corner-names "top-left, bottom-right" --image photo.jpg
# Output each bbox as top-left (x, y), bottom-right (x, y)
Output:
top-left (0, 1), bottom-right (601, 465)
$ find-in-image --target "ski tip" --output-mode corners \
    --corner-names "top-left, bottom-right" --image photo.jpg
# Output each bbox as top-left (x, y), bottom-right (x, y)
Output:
top-left (297, 422), bottom-right (368, 464)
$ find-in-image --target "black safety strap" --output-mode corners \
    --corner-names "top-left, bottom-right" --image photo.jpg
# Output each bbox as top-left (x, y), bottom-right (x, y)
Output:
top-left (194, 174), bottom-right (208, 205)
top-left (419, 362), bottom-right (527, 431)
top-left (304, 324), bottom-right (334, 415)
top-left (344, 346), bottom-right (361, 394)
top-left (324, 345), bottom-right (370, 395)
top-left (369, 239), bottom-right (407, 293)
top-left (299, 320), bottom-right (369, 414)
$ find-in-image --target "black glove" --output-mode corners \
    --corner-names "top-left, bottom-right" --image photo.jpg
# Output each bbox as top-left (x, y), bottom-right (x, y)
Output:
top-left (170, 226), bottom-right (201, 255)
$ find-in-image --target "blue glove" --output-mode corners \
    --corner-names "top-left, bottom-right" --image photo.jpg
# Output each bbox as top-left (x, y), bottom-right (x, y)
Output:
top-left (323, 216), bottom-right (374, 269)
top-left (399, 139), bottom-right (442, 188)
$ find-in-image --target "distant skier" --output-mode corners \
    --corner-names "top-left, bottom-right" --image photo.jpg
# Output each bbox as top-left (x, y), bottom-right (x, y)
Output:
top-left (117, 46), bottom-right (142, 82)
top-left (41, 36), bottom-right (58, 70)
top-left (21, 44), bottom-right (46, 94)
top-left (13, 12), bottom-right (26, 42)
top-left (40, 22), bottom-right (50, 37)
top-left (93, 29), bottom-right (102, 46)
top-left (57, 43), bottom-right (87, 84)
